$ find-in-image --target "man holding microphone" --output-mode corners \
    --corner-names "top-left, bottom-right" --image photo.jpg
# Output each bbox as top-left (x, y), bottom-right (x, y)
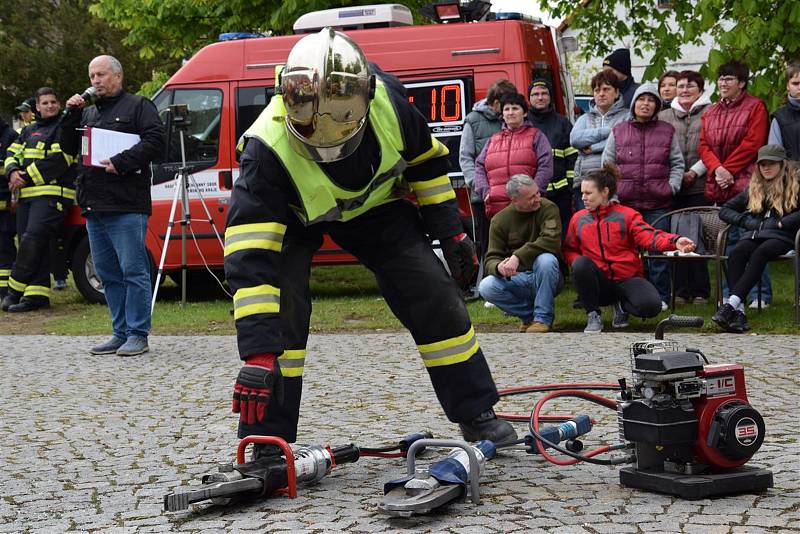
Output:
top-left (60, 55), bottom-right (165, 356)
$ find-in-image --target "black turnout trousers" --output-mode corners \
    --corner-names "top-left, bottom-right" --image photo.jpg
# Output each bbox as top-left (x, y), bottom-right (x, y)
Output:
top-left (9, 197), bottom-right (70, 302)
top-left (0, 210), bottom-right (16, 293)
top-left (238, 201), bottom-right (499, 442)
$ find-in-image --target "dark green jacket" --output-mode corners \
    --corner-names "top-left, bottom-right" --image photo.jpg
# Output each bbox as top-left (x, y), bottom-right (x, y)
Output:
top-left (484, 197), bottom-right (563, 276)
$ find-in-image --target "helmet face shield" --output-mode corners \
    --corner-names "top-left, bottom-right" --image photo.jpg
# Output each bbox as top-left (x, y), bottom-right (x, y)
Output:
top-left (282, 70), bottom-right (318, 125)
top-left (282, 28), bottom-right (374, 162)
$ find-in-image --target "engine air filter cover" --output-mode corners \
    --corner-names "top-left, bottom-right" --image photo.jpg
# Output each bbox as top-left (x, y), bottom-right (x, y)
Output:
top-left (634, 352), bottom-right (703, 375)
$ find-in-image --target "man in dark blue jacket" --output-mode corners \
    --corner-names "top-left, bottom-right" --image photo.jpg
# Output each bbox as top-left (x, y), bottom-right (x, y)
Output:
top-left (527, 78), bottom-right (577, 236)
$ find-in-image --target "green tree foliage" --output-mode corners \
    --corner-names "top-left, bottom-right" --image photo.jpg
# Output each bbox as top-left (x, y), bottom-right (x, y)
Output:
top-left (90, 0), bottom-right (428, 92)
top-left (0, 0), bottom-right (158, 120)
top-left (546, 0), bottom-right (800, 110)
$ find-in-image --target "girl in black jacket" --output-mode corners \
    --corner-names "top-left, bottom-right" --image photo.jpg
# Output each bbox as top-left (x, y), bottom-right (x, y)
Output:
top-left (713, 144), bottom-right (800, 332)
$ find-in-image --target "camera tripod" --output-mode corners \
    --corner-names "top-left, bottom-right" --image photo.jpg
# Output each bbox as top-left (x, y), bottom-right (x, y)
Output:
top-left (151, 107), bottom-right (225, 311)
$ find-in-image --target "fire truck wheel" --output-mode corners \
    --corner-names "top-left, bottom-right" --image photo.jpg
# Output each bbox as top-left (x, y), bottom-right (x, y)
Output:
top-left (71, 235), bottom-right (158, 304)
top-left (71, 235), bottom-right (107, 304)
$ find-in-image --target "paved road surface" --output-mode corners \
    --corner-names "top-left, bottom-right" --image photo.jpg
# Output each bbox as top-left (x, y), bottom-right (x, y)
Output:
top-left (1, 333), bottom-right (798, 533)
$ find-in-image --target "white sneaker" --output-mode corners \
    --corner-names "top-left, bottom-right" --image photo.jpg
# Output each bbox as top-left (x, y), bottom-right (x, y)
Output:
top-left (748, 300), bottom-right (769, 309)
top-left (584, 311), bottom-right (603, 333)
top-left (483, 301), bottom-right (495, 309)
top-left (661, 301), bottom-right (668, 312)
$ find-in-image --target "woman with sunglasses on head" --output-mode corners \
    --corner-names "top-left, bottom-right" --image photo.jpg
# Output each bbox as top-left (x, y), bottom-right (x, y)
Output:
top-left (713, 144), bottom-right (800, 332)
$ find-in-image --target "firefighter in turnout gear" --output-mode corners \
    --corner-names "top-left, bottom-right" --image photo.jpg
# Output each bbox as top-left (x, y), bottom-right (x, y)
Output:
top-left (225, 28), bottom-right (516, 451)
top-left (527, 79), bottom-right (577, 236)
top-left (2, 88), bottom-right (75, 312)
top-left (0, 116), bottom-right (18, 298)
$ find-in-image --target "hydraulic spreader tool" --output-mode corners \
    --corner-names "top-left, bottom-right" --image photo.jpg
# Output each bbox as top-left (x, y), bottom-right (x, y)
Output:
top-left (164, 316), bottom-right (773, 516)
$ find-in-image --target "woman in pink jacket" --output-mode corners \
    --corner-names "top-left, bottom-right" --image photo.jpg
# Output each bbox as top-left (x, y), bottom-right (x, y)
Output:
top-left (473, 93), bottom-right (553, 218)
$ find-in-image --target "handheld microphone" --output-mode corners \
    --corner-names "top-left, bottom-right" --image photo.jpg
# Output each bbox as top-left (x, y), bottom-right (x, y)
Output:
top-left (66, 87), bottom-right (97, 111)
top-left (80, 87), bottom-right (97, 101)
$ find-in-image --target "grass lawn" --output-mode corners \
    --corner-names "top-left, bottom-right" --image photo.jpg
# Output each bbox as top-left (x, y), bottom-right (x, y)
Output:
top-left (1, 261), bottom-right (797, 336)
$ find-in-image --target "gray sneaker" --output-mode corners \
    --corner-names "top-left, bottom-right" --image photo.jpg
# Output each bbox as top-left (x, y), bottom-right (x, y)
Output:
top-left (90, 336), bottom-right (126, 355)
top-left (612, 301), bottom-right (629, 328)
top-left (116, 336), bottom-right (149, 356)
top-left (584, 311), bottom-right (603, 333)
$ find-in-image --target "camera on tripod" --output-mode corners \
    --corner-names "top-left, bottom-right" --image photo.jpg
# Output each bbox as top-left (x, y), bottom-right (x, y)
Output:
top-left (150, 104), bottom-right (226, 309)
top-left (168, 104), bottom-right (191, 129)
top-left (152, 104), bottom-right (213, 184)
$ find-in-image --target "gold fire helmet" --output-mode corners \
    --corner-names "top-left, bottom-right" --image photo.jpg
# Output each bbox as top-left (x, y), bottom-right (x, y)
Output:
top-left (281, 28), bottom-right (375, 162)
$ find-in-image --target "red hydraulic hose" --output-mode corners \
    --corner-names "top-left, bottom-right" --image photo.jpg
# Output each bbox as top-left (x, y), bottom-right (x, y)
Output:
top-left (496, 382), bottom-right (618, 422)
top-left (500, 413), bottom-right (579, 422)
top-left (499, 383), bottom-right (619, 395)
top-left (531, 389), bottom-right (617, 466)
top-left (359, 451), bottom-right (405, 458)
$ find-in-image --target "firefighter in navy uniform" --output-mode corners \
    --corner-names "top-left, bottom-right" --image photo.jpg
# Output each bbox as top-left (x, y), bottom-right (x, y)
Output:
top-left (527, 79), bottom-right (577, 236)
top-left (225, 28), bottom-right (516, 452)
top-left (0, 116), bottom-right (18, 298)
top-left (1, 88), bottom-right (75, 312)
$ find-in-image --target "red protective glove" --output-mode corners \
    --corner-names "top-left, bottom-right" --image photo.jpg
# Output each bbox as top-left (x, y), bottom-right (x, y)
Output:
top-left (232, 353), bottom-right (279, 425)
top-left (441, 232), bottom-right (478, 288)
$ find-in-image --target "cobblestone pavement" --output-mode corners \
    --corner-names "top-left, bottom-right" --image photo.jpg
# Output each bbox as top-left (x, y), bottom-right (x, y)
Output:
top-left (0, 333), bottom-right (798, 533)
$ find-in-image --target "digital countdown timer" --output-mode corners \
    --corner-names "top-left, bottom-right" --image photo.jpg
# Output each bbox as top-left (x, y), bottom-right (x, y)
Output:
top-left (405, 79), bottom-right (467, 127)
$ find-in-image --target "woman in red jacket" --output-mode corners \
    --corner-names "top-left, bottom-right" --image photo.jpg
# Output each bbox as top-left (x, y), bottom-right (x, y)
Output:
top-left (564, 163), bottom-right (696, 333)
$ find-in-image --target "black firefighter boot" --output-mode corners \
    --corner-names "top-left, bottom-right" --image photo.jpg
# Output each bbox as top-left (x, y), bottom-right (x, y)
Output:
top-left (8, 297), bottom-right (50, 313)
top-left (1, 291), bottom-right (20, 312)
top-left (459, 408), bottom-right (518, 445)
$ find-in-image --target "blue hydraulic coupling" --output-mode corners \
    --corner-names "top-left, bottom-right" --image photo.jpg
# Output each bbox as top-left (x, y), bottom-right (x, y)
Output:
top-left (400, 431), bottom-right (434, 452)
top-left (525, 415), bottom-right (593, 454)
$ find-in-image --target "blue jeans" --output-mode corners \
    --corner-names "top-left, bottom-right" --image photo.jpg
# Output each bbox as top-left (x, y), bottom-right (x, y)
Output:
top-left (86, 213), bottom-right (152, 339)
top-left (478, 253), bottom-right (562, 326)
top-left (642, 208), bottom-right (671, 303)
top-left (723, 226), bottom-right (772, 303)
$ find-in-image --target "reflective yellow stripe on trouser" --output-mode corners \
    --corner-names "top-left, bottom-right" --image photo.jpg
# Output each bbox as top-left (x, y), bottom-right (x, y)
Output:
top-left (0, 268), bottom-right (10, 288)
top-left (8, 276), bottom-right (26, 293)
top-left (224, 222), bottom-right (286, 256)
top-left (23, 284), bottom-right (50, 299)
top-left (233, 284), bottom-right (280, 320)
top-left (278, 349), bottom-right (305, 378)
top-left (417, 326), bottom-right (480, 368)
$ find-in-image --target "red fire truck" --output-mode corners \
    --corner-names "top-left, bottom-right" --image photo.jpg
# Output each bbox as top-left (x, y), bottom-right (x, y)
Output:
top-left (66, 3), bottom-right (575, 303)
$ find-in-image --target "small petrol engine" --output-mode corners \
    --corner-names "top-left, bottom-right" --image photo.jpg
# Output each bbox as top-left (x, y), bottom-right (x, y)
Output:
top-left (617, 338), bottom-right (773, 499)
